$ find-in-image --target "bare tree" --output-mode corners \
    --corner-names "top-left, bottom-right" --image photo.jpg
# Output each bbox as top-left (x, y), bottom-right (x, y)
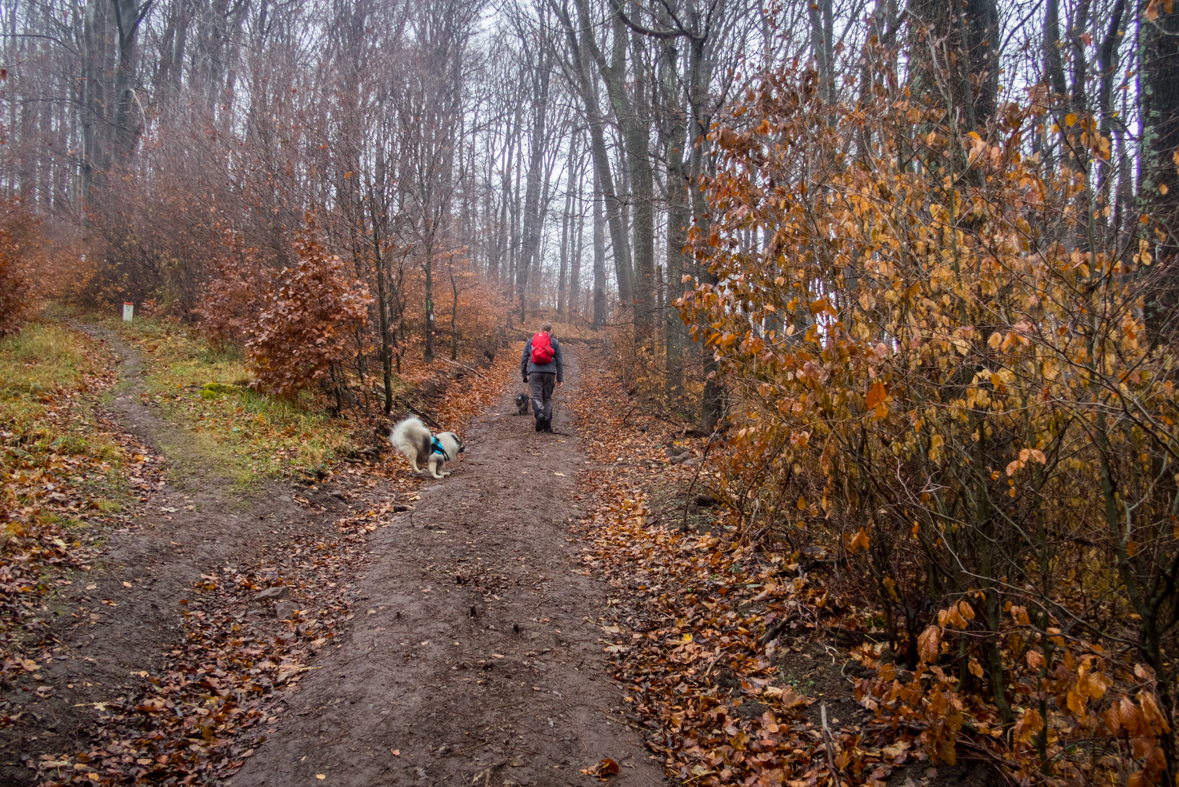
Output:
top-left (512, 10), bottom-right (553, 324)
top-left (571, 0), bottom-right (657, 340)
top-left (551, 0), bottom-right (634, 310)
top-left (394, 0), bottom-right (482, 360)
top-left (1143, 2), bottom-right (1179, 343)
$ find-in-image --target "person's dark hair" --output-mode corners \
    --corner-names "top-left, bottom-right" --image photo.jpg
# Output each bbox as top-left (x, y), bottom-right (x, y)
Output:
top-left (541, 322), bottom-right (552, 333)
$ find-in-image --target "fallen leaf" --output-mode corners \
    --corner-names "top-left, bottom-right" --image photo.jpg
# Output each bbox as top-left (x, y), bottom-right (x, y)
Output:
top-left (597, 758), bottom-right (621, 776)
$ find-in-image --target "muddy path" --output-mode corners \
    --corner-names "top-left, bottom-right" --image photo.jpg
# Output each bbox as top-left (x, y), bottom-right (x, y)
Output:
top-left (1, 329), bottom-right (666, 787)
top-left (230, 347), bottom-right (666, 787)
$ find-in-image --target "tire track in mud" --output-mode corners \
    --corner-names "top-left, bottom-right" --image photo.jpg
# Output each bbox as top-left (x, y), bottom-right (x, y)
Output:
top-left (230, 346), bottom-right (668, 787)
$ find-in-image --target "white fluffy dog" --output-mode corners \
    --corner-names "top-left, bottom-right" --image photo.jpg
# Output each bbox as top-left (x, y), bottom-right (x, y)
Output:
top-left (390, 416), bottom-right (465, 479)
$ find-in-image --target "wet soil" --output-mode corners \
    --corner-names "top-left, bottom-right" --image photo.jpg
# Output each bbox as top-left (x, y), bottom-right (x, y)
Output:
top-left (1, 329), bottom-right (665, 786)
top-left (230, 347), bottom-right (665, 787)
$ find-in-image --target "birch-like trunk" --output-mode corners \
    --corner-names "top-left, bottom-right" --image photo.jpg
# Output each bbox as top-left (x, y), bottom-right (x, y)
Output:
top-left (516, 48), bottom-right (551, 324)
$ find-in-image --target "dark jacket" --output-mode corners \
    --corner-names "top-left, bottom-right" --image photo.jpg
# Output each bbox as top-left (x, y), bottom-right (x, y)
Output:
top-left (521, 333), bottom-right (563, 382)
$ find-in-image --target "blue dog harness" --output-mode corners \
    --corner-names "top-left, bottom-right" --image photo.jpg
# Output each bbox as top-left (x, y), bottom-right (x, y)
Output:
top-left (431, 436), bottom-right (451, 461)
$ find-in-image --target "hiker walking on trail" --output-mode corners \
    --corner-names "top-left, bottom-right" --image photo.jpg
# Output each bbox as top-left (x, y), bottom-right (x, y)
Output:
top-left (522, 323), bottom-right (563, 433)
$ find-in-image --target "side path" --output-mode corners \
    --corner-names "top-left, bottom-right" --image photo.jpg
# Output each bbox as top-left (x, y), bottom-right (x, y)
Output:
top-left (0, 327), bottom-right (345, 786)
top-left (231, 345), bottom-right (667, 787)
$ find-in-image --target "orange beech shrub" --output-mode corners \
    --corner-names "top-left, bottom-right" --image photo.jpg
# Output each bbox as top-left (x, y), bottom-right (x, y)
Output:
top-left (0, 201), bottom-right (37, 337)
top-left (196, 230), bottom-right (270, 348)
top-left (682, 67), bottom-right (1179, 784)
top-left (245, 218), bottom-right (372, 398)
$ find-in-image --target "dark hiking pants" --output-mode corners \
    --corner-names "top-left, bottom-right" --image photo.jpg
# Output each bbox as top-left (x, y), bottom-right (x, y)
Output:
top-left (529, 372), bottom-right (556, 422)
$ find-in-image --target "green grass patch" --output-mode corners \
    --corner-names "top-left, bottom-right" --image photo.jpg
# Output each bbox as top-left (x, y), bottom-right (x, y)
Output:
top-left (2, 319), bottom-right (108, 399)
top-left (100, 316), bottom-right (355, 481)
top-left (0, 320), bottom-right (128, 535)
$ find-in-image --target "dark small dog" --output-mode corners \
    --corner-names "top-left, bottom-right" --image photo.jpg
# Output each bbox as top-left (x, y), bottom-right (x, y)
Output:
top-left (515, 393), bottom-right (529, 415)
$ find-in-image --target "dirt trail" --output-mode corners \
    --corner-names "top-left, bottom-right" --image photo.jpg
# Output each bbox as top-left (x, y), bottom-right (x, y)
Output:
top-left (230, 346), bottom-right (666, 787)
top-left (2, 329), bottom-right (666, 786)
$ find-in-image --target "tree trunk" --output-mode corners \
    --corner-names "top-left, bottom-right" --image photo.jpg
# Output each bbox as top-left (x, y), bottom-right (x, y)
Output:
top-left (508, 121), bottom-right (523, 315)
top-left (570, 162), bottom-right (584, 321)
top-left (665, 146), bottom-right (688, 404)
top-left (1095, 0), bottom-right (1127, 205)
top-left (153, 0), bottom-right (187, 108)
top-left (557, 141), bottom-right (576, 319)
top-left (80, 0), bottom-right (109, 205)
top-left (19, 94), bottom-right (35, 204)
top-left (1143, 2), bottom-right (1179, 342)
top-left (579, 1), bottom-right (653, 336)
top-left (592, 167), bottom-right (607, 328)
top-left (659, 32), bottom-right (688, 404)
top-left (907, 0), bottom-right (1000, 129)
top-left (554, 0), bottom-right (633, 308)
top-left (517, 49), bottom-right (551, 325)
top-left (808, 0), bottom-right (835, 107)
top-left (628, 25), bottom-right (656, 342)
top-left (685, 29), bottom-right (723, 431)
top-left (369, 185), bottom-right (395, 414)
top-left (590, 115), bottom-right (634, 311)
top-left (494, 105), bottom-right (517, 284)
top-left (1043, 0), bottom-right (1067, 101)
top-left (450, 270), bottom-right (459, 360)
top-left (425, 232), bottom-right (436, 361)
top-left (111, 0), bottom-right (150, 166)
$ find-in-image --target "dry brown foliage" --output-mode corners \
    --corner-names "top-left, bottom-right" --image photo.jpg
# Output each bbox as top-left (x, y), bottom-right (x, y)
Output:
top-left (244, 218), bottom-right (372, 398)
top-left (0, 200), bottom-right (38, 337)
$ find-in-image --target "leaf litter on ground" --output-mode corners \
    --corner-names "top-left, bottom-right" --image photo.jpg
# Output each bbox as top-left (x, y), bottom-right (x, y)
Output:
top-left (1, 322), bottom-right (162, 690)
top-left (569, 344), bottom-right (934, 787)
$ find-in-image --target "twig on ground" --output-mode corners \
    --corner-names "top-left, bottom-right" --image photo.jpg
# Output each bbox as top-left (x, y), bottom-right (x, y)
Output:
top-left (434, 356), bottom-right (488, 380)
top-left (756, 612), bottom-right (800, 647)
top-left (680, 429), bottom-right (720, 534)
top-left (702, 651), bottom-right (726, 679)
top-left (820, 703), bottom-right (844, 787)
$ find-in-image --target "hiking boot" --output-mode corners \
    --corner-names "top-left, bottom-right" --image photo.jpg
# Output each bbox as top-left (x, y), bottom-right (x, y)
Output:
top-left (535, 417), bottom-right (544, 432)
top-left (542, 418), bottom-right (554, 433)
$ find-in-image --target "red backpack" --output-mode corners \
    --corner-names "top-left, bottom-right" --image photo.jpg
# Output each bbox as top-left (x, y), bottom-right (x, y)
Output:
top-left (530, 332), bottom-right (555, 364)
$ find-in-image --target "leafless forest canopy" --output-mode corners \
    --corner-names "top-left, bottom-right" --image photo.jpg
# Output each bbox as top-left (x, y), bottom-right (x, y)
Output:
top-left (3, 0), bottom-right (1169, 385)
top-left (1, 0), bottom-right (1176, 445)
